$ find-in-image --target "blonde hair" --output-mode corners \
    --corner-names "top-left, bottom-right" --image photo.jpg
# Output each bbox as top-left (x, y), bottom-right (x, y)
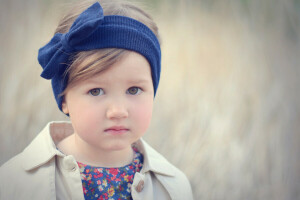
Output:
top-left (57, 0), bottom-right (160, 97)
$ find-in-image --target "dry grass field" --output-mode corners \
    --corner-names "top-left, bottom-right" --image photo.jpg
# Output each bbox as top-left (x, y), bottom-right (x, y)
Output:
top-left (1, 0), bottom-right (299, 199)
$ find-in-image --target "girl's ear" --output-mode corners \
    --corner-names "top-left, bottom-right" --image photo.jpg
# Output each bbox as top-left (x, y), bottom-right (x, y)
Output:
top-left (62, 100), bottom-right (69, 115)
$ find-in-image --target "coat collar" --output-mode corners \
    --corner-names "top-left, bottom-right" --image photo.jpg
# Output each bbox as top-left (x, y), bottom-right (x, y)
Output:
top-left (22, 122), bottom-right (69, 170)
top-left (22, 122), bottom-right (175, 177)
top-left (133, 139), bottom-right (175, 176)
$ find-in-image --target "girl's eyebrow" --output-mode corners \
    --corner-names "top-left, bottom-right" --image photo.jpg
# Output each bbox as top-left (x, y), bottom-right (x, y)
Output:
top-left (84, 77), bottom-right (151, 85)
top-left (127, 79), bottom-right (152, 85)
top-left (84, 79), bottom-right (106, 85)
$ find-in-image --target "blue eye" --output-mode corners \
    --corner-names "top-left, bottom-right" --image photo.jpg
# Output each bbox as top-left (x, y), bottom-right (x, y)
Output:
top-left (89, 88), bottom-right (104, 96)
top-left (127, 87), bottom-right (142, 95)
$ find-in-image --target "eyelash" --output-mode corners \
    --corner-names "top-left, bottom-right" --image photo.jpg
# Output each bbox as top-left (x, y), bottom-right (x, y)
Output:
top-left (88, 87), bottom-right (143, 96)
top-left (88, 88), bottom-right (104, 96)
top-left (126, 87), bottom-right (143, 95)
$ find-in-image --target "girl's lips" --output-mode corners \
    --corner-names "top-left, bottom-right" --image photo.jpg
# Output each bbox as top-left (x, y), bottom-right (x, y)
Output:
top-left (104, 126), bottom-right (129, 135)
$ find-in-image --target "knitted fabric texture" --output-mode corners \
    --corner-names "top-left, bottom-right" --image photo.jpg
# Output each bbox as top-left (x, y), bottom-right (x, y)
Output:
top-left (38, 2), bottom-right (161, 111)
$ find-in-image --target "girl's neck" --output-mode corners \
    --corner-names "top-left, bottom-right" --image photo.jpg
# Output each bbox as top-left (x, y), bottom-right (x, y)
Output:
top-left (57, 134), bottom-right (134, 168)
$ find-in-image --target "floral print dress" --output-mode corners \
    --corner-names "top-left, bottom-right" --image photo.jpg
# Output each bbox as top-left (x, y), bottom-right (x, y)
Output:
top-left (77, 149), bottom-right (143, 200)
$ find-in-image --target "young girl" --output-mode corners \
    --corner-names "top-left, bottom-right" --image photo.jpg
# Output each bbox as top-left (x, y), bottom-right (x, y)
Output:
top-left (0, 0), bottom-right (193, 199)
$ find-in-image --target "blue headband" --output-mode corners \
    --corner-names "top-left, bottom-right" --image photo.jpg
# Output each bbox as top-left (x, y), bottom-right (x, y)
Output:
top-left (38, 2), bottom-right (161, 111)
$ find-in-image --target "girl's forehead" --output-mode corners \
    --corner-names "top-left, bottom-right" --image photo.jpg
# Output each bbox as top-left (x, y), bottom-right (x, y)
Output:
top-left (74, 52), bottom-right (153, 86)
top-left (94, 52), bottom-right (151, 77)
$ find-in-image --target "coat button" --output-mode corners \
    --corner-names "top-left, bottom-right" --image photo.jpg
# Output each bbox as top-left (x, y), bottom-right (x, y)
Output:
top-left (63, 155), bottom-right (77, 171)
top-left (71, 166), bottom-right (77, 171)
top-left (135, 180), bottom-right (144, 193)
top-left (66, 163), bottom-right (77, 171)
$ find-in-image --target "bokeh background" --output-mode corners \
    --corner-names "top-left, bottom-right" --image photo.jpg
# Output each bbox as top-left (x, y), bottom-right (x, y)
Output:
top-left (1, 0), bottom-right (300, 199)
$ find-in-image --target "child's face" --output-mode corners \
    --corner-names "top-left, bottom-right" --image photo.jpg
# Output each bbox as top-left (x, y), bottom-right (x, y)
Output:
top-left (62, 51), bottom-right (154, 152)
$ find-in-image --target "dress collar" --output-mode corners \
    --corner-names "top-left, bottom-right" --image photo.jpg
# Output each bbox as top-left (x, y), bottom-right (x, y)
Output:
top-left (22, 121), bottom-right (175, 177)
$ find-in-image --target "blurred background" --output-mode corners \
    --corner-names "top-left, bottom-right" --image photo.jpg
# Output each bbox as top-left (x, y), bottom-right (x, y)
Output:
top-left (1, 0), bottom-right (300, 199)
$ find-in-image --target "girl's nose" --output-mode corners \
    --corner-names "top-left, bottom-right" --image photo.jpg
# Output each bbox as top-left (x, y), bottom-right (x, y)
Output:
top-left (106, 103), bottom-right (129, 119)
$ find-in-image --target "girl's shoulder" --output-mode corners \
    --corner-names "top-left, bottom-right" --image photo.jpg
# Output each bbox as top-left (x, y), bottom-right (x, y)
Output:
top-left (135, 139), bottom-right (194, 199)
top-left (0, 146), bottom-right (29, 173)
top-left (0, 122), bottom-right (60, 199)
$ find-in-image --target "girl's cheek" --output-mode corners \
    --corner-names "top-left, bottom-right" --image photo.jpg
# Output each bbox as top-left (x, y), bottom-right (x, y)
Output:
top-left (134, 100), bottom-right (153, 129)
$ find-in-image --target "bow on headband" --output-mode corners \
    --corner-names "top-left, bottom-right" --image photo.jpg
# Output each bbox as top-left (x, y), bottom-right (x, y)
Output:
top-left (39, 3), bottom-right (105, 79)
top-left (38, 2), bottom-right (161, 111)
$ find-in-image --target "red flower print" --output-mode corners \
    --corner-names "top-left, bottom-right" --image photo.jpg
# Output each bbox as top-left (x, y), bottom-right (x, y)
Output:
top-left (108, 168), bottom-right (119, 175)
top-left (77, 150), bottom-right (143, 199)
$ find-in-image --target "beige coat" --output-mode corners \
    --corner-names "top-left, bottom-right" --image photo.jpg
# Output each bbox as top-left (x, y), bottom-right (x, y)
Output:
top-left (0, 122), bottom-right (193, 200)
